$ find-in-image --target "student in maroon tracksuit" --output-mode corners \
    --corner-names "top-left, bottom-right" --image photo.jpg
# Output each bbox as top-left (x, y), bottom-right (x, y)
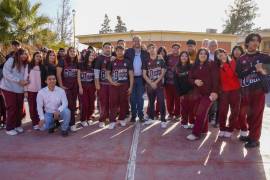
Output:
top-left (94, 42), bottom-right (112, 128)
top-left (215, 48), bottom-right (241, 138)
top-left (165, 44), bottom-right (181, 120)
top-left (77, 51), bottom-right (96, 127)
top-left (106, 46), bottom-right (134, 129)
top-left (174, 51), bottom-right (194, 129)
top-left (57, 47), bottom-right (79, 132)
top-left (24, 51), bottom-right (46, 130)
top-left (236, 33), bottom-right (270, 148)
top-left (186, 48), bottom-right (219, 141)
top-left (143, 44), bottom-right (167, 128)
top-left (230, 46), bottom-right (247, 135)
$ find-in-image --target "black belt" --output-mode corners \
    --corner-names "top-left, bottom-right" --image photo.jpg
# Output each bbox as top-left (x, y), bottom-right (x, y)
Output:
top-left (134, 76), bottom-right (142, 78)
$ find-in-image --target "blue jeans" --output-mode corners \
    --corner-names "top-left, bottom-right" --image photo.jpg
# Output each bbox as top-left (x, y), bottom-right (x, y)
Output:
top-left (44, 108), bottom-right (70, 131)
top-left (130, 77), bottom-right (145, 119)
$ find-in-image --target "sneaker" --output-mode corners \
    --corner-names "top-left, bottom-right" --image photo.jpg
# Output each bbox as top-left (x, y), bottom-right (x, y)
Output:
top-left (245, 140), bottom-right (260, 148)
top-left (239, 136), bottom-right (250, 142)
top-left (181, 124), bottom-right (189, 129)
top-left (161, 122), bottom-right (168, 128)
top-left (6, 130), bottom-right (18, 136)
top-left (189, 124), bottom-right (194, 129)
top-left (240, 130), bottom-right (249, 137)
top-left (130, 117), bottom-right (136, 123)
top-left (174, 116), bottom-right (180, 121)
top-left (108, 122), bottom-right (116, 129)
top-left (144, 119), bottom-right (155, 125)
top-left (33, 125), bottom-right (40, 130)
top-left (70, 125), bottom-right (78, 132)
top-left (139, 117), bottom-right (146, 123)
top-left (15, 127), bottom-right (24, 133)
top-left (81, 121), bottom-right (89, 127)
top-left (99, 122), bottom-right (105, 128)
top-left (167, 115), bottom-right (174, 120)
top-left (224, 131), bottom-right (232, 138)
top-left (218, 131), bottom-right (225, 137)
top-left (186, 134), bottom-right (199, 141)
top-left (61, 130), bottom-right (69, 137)
top-left (88, 120), bottom-right (94, 125)
top-left (120, 120), bottom-right (127, 127)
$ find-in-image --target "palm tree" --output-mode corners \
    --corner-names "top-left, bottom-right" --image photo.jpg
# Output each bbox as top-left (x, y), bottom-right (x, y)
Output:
top-left (0, 0), bottom-right (55, 46)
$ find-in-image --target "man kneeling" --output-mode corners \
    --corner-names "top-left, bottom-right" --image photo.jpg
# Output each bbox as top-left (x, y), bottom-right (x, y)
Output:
top-left (37, 73), bottom-right (70, 137)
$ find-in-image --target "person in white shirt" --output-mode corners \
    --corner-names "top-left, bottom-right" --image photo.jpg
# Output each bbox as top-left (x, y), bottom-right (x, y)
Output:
top-left (208, 40), bottom-right (218, 61)
top-left (37, 73), bottom-right (70, 136)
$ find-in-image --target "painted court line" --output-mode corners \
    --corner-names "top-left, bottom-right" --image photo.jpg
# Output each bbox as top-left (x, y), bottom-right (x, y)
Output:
top-left (125, 122), bottom-right (141, 180)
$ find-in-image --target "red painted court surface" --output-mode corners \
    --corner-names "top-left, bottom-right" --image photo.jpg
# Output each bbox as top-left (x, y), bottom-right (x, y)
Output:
top-left (0, 106), bottom-right (270, 180)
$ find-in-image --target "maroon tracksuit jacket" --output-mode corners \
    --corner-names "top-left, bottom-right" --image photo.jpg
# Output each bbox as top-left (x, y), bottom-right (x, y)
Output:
top-left (58, 59), bottom-right (78, 126)
top-left (189, 61), bottom-right (219, 137)
top-left (79, 63), bottom-right (96, 122)
top-left (236, 52), bottom-right (270, 141)
top-left (143, 58), bottom-right (166, 122)
top-left (94, 54), bottom-right (111, 122)
top-left (165, 54), bottom-right (180, 116)
top-left (107, 58), bottom-right (133, 122)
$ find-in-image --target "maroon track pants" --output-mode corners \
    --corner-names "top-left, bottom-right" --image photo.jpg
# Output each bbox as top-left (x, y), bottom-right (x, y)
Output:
top-left (218, 90), bottom-right (241, 132)
top-left (192, 95), bottom-right (213, 137)
top-left (1, 89), bottom-right (24, 131)
top-left (27, 91), bottom-right (40, 126)
top-left (0, 94), bottom-right (6, 124)
top-left (241, 88), bottom-right (265, 141)
top-left (165, 84), bottom-right (180, 116)
top-left (98, 84), bottom-right (110, 122)
top-left (79, 84), bottom-right (96, 121)
top-left (181, 93), bottom-right (195, 125)
top-left (65, 87), bottom-right (78, 126)
top-left (109, 83), bottom-right (129, 122)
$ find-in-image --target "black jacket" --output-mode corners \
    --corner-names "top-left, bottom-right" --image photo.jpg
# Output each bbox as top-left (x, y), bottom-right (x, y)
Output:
top-left (174, 64), bottom-right (193, 96)
top-left (124, 48), bottom-right (149, 66)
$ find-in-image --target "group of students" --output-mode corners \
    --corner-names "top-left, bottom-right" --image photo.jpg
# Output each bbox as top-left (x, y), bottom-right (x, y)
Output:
top-left (0, 33), bottom-right (269, 149)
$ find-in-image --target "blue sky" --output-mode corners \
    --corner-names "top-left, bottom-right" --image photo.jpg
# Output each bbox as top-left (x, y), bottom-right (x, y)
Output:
top-left (32, 0), bottom-right (270, 35)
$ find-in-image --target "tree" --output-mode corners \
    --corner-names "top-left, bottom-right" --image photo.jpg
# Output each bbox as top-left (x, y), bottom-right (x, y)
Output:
top-left (55, 0), bottom-right (73, 44)
top-left (0, 0), bottom-right (55, 46)
top-left (222, 0), bottom-right (259, 34)
top-left (114, 16), bottom-right (127, 33)
top-left (99, 14), bottom-right (112, 34)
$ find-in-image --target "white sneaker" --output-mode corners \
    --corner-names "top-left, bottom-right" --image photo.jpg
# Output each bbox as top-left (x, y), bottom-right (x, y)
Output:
top-left (189, 124), bottom-right (194, 128)
top-left (224, 131), bottom-right (232, 138)
top-left (240, 130), bottom-right (249, 137)
top-left (70, 125), bottom-right (78, 132)
top-left (144, 119), bottom-right (155, 125)
top-left (108, 122), bottom-right (116, 129)
top-left (161, 122), bottom-right (168, 128)
top-left (186, 134), bottom-right (199, 141)
top-left (120, 120), bottom-right (126, 127)
top-left (6, 130), bottom-right (18, 136)
top-left (218, 131), bottom-right (225, 137)
top-left (88, 120), bottom-right (94, 125)
top-left (15, 127), bottom-right (24, 133)
top-left (99, 122), bottom-right (105, 128)
top-left (81, 121), bottom-right (89, 127)
top-left (33, 125), bottom-right (40, 130)
top-left (182, 124), bottom-right (189, 129)
top-left (210, 120), bottom-right (216, 125)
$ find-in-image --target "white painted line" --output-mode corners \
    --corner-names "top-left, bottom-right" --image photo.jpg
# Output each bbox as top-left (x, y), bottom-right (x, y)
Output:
top-left (125, 122), bottom-right (141, 180)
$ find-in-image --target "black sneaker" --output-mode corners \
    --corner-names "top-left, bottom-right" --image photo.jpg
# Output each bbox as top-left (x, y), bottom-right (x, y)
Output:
top-left (61, 130), bottom-right (69, 137)
top-left (245, 140), bottom-right (260, 148)
top-left (48, 128), bottom-right (55, 134)
top-left (239, 136), bottom-right (250, 142)
top-left (55, 121), bottom-right (61, 129)
top-left (130, 117), bottom-right (136, 123)
top-left (139, 118), bottom-right (146, 123)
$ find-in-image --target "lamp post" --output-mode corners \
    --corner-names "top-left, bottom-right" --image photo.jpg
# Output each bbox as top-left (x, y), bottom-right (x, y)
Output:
top-left (72, 9), bottom-right (76, 48)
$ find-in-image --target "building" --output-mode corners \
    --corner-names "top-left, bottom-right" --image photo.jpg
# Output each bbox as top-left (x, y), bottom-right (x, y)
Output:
top-left (76, 30), bottom-right (241, 52)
